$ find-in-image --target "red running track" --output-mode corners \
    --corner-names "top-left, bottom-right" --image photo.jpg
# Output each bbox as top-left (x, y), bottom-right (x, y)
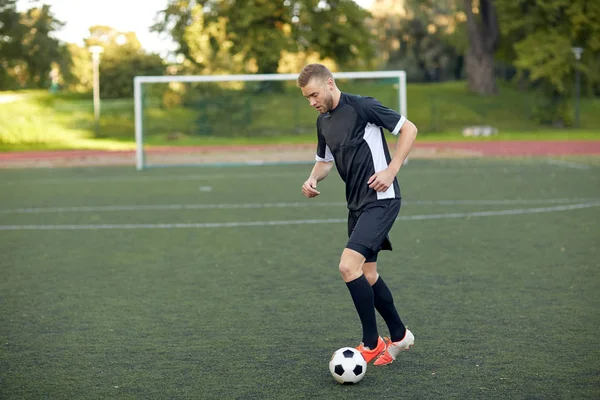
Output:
top-left (414, 140), bottom-right (600, 156)
top-left (0, 141), bottom-right (599, 162)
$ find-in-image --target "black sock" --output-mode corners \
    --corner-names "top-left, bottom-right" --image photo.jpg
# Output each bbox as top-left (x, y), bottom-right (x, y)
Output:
top-left (372, 276), bottom-right (406, 342)
top-left (346, 274), bottom-right (379, 349)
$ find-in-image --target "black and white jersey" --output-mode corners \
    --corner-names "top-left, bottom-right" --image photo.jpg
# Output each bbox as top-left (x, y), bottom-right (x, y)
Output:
top-left (315, 92), bottom-right (406, 211)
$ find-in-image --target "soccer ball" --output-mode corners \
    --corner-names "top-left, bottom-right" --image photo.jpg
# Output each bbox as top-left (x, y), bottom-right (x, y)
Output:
top-left (329, 347), bottom-right (367, 384)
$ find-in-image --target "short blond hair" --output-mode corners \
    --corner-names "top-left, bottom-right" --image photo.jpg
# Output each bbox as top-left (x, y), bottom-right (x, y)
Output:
top-left (296, 63), bottom-right (334, 88)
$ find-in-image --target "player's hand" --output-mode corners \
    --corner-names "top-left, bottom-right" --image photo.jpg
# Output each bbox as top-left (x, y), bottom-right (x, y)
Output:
top-left (302, 178), bottom-right (320, 198)
top-left (367, 168), bottom-right (395, 192)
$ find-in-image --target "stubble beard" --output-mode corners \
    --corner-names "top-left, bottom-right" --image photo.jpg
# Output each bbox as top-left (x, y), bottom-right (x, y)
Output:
top-left (321, 93), bottom-right (334, 113)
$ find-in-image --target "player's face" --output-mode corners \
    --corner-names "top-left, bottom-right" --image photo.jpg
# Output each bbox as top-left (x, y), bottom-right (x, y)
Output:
top-left (301, 78), bottom-right (334, 114)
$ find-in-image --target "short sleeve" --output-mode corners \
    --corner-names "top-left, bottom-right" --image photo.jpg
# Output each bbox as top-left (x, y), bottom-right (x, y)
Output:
top-left (358, 97), bottom-right (406, 136)
top-left (315, 121), bottom-right (334, 162)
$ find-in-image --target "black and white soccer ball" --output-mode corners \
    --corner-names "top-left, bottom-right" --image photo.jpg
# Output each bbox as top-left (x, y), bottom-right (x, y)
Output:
top-left (329, 347), bottom-right (367, 384)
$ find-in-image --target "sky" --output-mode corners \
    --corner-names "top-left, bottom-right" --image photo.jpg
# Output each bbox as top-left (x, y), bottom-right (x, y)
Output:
top-left (17, 0), bottom-right (374, 57)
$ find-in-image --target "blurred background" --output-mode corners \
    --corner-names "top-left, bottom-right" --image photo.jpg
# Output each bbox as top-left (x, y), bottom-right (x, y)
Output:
top-left (0, 0), bottom-right (598, 151)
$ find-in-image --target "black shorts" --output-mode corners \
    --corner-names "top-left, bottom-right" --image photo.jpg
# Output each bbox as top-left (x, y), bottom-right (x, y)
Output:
top-left (346, 199), bottom-right (401, 263)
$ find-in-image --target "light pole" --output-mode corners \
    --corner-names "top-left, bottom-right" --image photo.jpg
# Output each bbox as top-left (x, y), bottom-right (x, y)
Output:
top-left (89, 45), bottom-right (104, 136)
top-left (571, 47), bottom-right (583, 128)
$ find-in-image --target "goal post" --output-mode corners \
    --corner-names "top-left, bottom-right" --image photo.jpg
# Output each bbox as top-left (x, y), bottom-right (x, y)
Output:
top-left (134, 71), bottom-right (407, 170)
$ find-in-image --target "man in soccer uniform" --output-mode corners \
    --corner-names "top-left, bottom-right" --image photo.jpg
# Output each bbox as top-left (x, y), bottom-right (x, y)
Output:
top-left (297, 64), bottom-right (417, 366)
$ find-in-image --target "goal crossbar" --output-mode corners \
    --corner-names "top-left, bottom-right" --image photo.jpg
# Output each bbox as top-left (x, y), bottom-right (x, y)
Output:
top-left (134, 71), bottom-right (407, 170)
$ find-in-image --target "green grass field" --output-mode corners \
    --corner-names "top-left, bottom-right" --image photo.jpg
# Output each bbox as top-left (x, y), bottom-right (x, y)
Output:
top-left (1, 157), bottom-right (600, 399)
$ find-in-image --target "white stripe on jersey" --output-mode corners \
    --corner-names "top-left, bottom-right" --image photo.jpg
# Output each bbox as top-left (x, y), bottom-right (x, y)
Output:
top-left (392, 115), bottom-right (406, 135)
top-left (315, 145), bottom-right (334, 162)
top-left (363, 123), bottom-right (395, 200)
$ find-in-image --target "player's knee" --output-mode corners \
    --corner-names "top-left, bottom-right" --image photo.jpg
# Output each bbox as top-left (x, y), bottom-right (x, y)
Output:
top-left (339, 259), bottom-right (362, 282)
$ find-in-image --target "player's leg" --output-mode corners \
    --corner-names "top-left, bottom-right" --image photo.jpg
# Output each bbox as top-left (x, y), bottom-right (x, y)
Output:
top-left (363, 260), bottom-right (406, 343)
top-left (362, 261), bottom-right (379, 285)
top-left (364, 259), bottom-right (414, 366)
top-left (350, 199), bottom-right (415, 365)
top-left (339, 248), bottom-right (383, 361)
top-left (343, 210), bottom-right (385, 361)
top-left (338, 247), bottom-right (367, 282)
top-left (364, 259), bottom-right (415, 366)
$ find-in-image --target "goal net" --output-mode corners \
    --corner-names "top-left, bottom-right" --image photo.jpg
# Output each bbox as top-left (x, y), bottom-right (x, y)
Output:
top-left (134, 71), bottom-right (407, 170)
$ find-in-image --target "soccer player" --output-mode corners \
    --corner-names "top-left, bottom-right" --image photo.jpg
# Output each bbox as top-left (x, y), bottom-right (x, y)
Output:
top-left (297, 64), bottom-right (417, 366)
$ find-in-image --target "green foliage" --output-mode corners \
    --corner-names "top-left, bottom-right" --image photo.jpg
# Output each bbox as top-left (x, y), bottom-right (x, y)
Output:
top-left (19, 5), bottom-right (65, 87)
top-left (153, 0), bottom-right (375, 74)
top-left (370, 0), bottom-right (467, 82)
top-left (62, 43), bottom-right (93, 92)
top-left (0, 0), bottom-right (24, 89)
top-left (99, 52), bottom-right (164, 99)
top-left (84, 26), bottom-right (165, 98)
top-left (496, 0), bottom-right (600, 124)
top-left (0, 2), bottom-right (66, 89)
top-left (181, 6), bottom-right (244, 74)
top-left (0, 4), bottom-right (165, 95)
top-left (499, 0), bottom-right (600, 92)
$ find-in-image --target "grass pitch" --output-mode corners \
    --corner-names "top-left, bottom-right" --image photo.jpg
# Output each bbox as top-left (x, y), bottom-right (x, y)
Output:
top-left (1, 157), bottom-right (599, 399)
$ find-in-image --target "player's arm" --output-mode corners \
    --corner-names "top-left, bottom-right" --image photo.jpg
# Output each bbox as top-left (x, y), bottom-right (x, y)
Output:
top-left (388, 119), bottom-right (418, 175)
top-left (302, 161), bottom-right (333, 198)
top-left (303, 128), bottom-right (334, 198)
top-left (359, 97), bottom-right (418, 191)
top-left (310, 160), bottom-right (334, 182)
top-left (368, 119), bottom-right (418, 192)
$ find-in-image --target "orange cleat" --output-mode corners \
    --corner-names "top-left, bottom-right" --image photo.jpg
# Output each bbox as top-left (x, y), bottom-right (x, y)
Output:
top-left (374, 329), bottom-right (415, 366)
top-left (355, 336), bottom-right (386, 363)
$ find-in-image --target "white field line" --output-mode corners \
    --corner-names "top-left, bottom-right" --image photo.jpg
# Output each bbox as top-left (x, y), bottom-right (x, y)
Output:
top-left (1, 162), bottom-right (578, 186)
top-left (0, 198), bottom-right (596, 214)
top-left (0, 202), bottom-right (598, 231)
top-left (397, 202), bottom-right (600, 220)
top-left (546, 159), bottom-right (590, 170)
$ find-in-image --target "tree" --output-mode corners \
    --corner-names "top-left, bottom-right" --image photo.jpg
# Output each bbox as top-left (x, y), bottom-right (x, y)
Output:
top-left (180, 5), bottom-right (245, 75)
top-left (0, 0), bottom-right (24, 88)
top-left (367, 0), bottom-right (407, 70)
top-left (496, 0), bottom-right (600, 125)
top-left (0, 2), bottom-right (66, 89)
top-left (152, 0), bottom-right (375, 74)
top-left (368, 0), bottom-right (467, 82)
top-left (20, 4), bottom-right (65, 87)
top-left (62, 43), bottom-right (92, 92)
top-left (83, 26), bottom-right (165, 98)
top-left (463, 0), bottom-right (499, 94)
